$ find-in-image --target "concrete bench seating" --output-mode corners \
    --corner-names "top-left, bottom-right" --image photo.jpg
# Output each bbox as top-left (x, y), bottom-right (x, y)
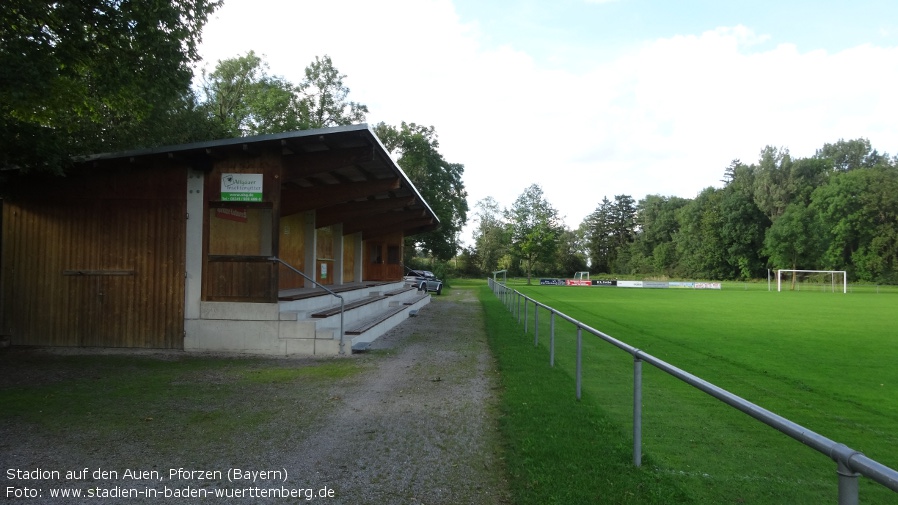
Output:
top-left (345, 304), bottom-right (408, 336)
top-left (278, 282), bottom-right (388, 302)
top-left (310, 295), bottom-right (386, 318)
top-left (187, 280), bottom-right (431, 357)
top-left (384, 286), bottom-right (416, 297)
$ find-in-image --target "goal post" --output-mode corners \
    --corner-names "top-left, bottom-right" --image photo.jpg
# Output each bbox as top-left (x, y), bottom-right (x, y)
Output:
top-left (776, 269), bottom-right (847, 293)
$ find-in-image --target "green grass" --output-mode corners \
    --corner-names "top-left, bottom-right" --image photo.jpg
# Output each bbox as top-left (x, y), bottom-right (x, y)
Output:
top-left (474, 284), bottom-right (691, 505)
top-left (478, 280), bottom-right (898, 504)
top-left (0, 354), bottom-right (363, 463)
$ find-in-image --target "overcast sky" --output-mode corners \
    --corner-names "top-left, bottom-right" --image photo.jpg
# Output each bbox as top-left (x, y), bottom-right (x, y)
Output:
top-left (197, 0), bottom-right (898, 244)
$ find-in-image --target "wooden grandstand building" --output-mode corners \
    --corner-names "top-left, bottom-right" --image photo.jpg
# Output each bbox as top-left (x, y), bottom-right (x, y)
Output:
top-left (1, 124), bottom-right (439, 355)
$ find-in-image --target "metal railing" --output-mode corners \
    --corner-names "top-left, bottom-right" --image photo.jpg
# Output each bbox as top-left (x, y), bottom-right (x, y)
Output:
top-left (488, 279), bottom-right (898, 505)
top-left (272, 257), bottom-right (345, 355)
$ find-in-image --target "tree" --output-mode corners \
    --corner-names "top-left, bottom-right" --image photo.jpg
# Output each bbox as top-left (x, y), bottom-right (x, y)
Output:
top-left (812, 164), bottom-right (898, 282)
top-left (609, 195), bottom-right (637, 271)
top-left (583, 197), bottom-right (614, 273)
top-left (752, 146), bottom-right (794, 221)
top-left (506, 184), bottom-right (562, 284)
top-left (201, 51), bottom-right (301, 137)
top-left (581, 195), bottom-right (637, 274)
top-left (763, 202), bottom-right (825, 287)
top-left (630, 194), bottom-right (689, 275)
top-left (675, 187), bottom-right (728, 279)
top-left (472, 197), bottom-right (510, 275)
top-left (373, 122), bottom-right (468, 262)
top-left (815, 138), bottom-right (887, 172)
top-left (554, 227), bottom-right (588, 276)
top-left (298, 55), bottom-right (369, 129)
top-left (1, 0), bottom-right (222, 173)
top-left (199, 53), bottom-right (369, 137)
top-left (719, 162), bottom-right (770, 279)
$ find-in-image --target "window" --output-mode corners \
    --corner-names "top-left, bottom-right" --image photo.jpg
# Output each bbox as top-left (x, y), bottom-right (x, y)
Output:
top-left (369, 243), bottom-right (382, 264)
top-left (387, 245), bottom-right (400, 264)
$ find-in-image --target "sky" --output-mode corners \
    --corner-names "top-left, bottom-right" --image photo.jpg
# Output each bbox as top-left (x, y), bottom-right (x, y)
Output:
top-left (196, 0), bottom-right (898, 245)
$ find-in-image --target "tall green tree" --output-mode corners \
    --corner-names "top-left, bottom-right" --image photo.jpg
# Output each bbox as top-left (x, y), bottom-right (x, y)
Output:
top-left (763, 202), bottom-right (825, 288)
top-left (201, 51), bottom-right (301, 136)
top-left (506, 184), bottom-right (562, 284)
top-left (675, 187), bottom-right (728, 279)
top-left (752, 146), bottom-right (794, 221)
top-left (583, 197), bottom-right (614, 273)
top-left (298, 55), bottom-right (369, 129)
top-left (630, 194), bottom-right (689, 275)
top-left (812, 164), bottom-right (898, 282)
top-left (719, 161), bottom-right (770, 279)
top-left (1, 0), bottom-right (222, 172)
top-left (554, 227), bottom-right (588, 276)
top-left (815, 138), bottom-right (887, 172)
top-left (373, 122), bottom-right (468, 262)
top-left (472, 197), bottom-right (510, 275)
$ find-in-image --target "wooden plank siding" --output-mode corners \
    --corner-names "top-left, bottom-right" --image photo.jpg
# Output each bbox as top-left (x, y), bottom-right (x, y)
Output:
top-left (343, 233), bottom-right (356, 282)
top-left (202, 152), bottom-right (282, 303)
top-left (363, 232), bottom-right (404, 281)
top-left (1, 166), bottom-right (187, 348)
top-left (277, 212), bottom-right (307, 290)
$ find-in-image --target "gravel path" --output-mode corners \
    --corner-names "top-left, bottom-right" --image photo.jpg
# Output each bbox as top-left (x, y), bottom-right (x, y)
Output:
top-left (285, 286), bottom-right (511, 504)
top-left (0, 287), bottom-right (512, 504)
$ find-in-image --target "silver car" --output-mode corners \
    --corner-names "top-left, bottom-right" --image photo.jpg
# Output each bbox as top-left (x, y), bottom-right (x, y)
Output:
top-left (404, 270), bottom-right (443, 295)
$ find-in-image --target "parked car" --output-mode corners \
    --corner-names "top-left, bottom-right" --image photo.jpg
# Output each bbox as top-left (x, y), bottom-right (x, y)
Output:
top-left (404, 269), bottom-right (443, 295)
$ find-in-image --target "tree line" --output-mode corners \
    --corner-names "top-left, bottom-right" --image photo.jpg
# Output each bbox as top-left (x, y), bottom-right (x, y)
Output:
top-left (462, 139), bottom-right (898, 284)
top-left (6, 2), bottom-right (894, 284)
top-left (1, 1), bottom-right (467, 264)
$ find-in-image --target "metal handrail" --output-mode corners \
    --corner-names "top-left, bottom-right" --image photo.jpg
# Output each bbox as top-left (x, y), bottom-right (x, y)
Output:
top-left (271, 257), bottom-right (345, 355)
top-left (488, 279), bottom-right (898, 504)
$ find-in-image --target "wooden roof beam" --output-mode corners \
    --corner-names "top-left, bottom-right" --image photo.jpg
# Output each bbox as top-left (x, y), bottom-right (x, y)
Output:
top-left (315, 197), bottom-right (416, 228)
top-left (344, 210), bottom-right (426, 235)
top-left (281, 146), bottom-right (374, 179)
top-left (362, 217), bottom-right (437, 240)
top-left (280, 178), bottom-right (402, 216)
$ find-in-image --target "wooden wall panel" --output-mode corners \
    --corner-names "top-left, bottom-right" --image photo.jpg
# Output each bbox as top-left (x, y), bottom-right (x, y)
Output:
top-left (343, 234), bottom-right (356, 282)
top-left (203, 151), bottom-right (282, 302)
top-left (205, 261), bottom-right (275, 302)
top-left (277, 212), bottom-right (306, 290)
top-left (362, 232), bottom-right (404, 281)
top-left (1, 167), bottom-right (187, 348)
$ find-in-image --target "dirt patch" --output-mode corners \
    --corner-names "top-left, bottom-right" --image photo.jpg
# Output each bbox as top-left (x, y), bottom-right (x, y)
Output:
top-left (0, 287), bottom-right (511, 504)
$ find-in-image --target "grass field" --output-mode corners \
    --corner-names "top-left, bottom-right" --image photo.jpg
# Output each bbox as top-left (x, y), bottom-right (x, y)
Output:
top-left (481, 279), bottom-right (898, 504)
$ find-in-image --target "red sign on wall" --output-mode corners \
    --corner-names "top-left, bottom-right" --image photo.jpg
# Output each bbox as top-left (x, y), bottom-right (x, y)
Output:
top-left (215, 208), bottom-right (248, 223)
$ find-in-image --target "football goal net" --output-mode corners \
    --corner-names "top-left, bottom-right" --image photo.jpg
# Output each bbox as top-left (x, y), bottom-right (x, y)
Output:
top-left (776, 269), bottom-right (847, 293)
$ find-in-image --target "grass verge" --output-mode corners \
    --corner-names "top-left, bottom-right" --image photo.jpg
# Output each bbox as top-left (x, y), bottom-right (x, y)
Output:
top-left (473, 281), bottom-right (691, 504)
top-left (0, 352), bottom-right (362, 466)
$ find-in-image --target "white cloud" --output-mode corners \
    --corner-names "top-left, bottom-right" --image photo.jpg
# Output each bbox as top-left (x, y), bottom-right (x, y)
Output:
top-left (197, 2), bottom-right (898, 244)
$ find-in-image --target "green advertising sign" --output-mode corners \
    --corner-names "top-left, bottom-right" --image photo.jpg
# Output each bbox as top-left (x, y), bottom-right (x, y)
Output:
top-left (221, 173), bottom-right (263, 202)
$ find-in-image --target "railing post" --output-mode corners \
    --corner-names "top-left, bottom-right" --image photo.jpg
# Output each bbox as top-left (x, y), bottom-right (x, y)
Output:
top-left (837, 460), bottom-right (860, 505)
top-left (524, 298), bottom-right (528, 333)
top-left (534, 304), bottom-right (539, 347)
top-left (339, 299), bottom-right (345, 355)
top-left (634, 354), bottom-right (643, 467)
top-left (549, 311), bottom-right (555, 367)
top-left (576, 325), bottom-right (582, 400)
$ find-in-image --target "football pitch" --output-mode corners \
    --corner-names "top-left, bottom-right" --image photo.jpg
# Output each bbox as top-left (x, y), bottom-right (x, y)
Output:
top-left (505, 281), bottom-right (898, 504)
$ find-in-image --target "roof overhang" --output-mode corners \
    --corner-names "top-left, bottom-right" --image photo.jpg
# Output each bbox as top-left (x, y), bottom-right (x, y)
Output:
top-left (79, 124), bottom-right (440, 237)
